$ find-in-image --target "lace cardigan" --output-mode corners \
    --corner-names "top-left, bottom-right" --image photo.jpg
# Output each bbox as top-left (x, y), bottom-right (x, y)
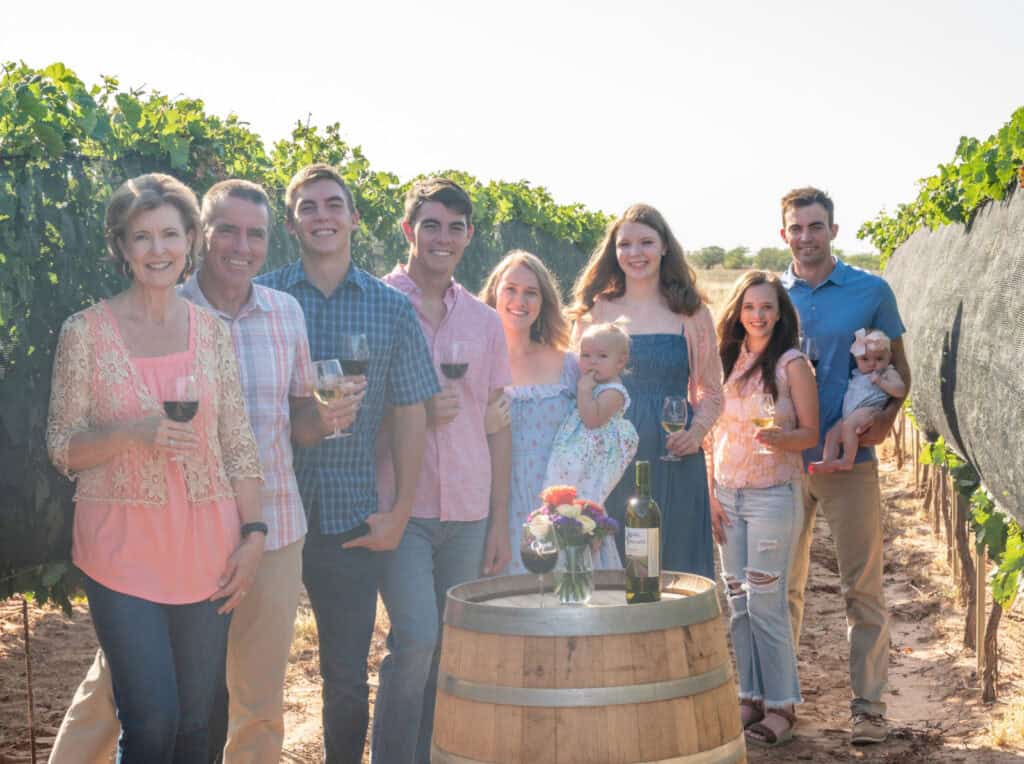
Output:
top-left (46, 301), bottom-right (263, 506)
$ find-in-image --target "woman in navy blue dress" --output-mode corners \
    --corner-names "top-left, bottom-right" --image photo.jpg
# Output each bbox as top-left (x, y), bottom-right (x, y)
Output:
top-left (568, 204), bottom-right (723, 578)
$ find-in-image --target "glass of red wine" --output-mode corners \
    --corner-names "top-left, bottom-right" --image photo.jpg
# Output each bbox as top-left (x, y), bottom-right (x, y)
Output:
top-left (164, 374), bottom-right (198, 423)
top-left (440, 340), bottom-right (469, 381)
top-left (340, 334), bottom-right (369, 377)
top-left (800, 334), bottom-right (819, 372)
top-left (164, 374), bottom-right (198, 462)
top-left (520, 521), bottom-right (558, 607)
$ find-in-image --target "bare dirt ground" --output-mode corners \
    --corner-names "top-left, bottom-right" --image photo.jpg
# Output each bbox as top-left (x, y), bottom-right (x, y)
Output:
top-left (2, 439), bottom-right (1023, 763)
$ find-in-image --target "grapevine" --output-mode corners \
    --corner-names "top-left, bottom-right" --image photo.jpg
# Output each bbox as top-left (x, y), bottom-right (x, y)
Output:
top-left (858, 107), bottom-right (1024, 268)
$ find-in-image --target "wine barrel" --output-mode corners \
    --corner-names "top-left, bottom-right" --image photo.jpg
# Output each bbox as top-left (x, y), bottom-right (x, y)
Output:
top-left (432, 570), bottom-right (745, 764)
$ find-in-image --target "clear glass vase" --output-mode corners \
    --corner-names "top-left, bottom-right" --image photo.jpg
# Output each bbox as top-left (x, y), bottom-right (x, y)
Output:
top-left (555, 543), bottom-right (593, 605)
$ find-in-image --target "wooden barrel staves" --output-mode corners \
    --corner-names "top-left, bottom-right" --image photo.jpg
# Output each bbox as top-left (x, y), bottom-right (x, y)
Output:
top-left (432, 570), bottom-right (746, 764)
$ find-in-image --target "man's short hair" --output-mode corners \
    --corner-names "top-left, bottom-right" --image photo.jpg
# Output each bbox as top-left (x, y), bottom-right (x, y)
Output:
top-left (201, 179), bottom-right (271, 229)
top-left (781, 186), bottom-right (835, 228)
top-left (403, 177), bottom-right (472, 226)
top-left (285, 164), bottom-right (356, 223)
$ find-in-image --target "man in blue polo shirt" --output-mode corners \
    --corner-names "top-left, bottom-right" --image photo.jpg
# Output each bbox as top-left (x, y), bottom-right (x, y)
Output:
top-left (779, 187), bottom-right (910, 746)
top-left (256, 164), bottom-right (438, 762)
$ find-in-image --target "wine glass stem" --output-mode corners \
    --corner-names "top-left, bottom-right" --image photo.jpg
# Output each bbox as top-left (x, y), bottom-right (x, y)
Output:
top-left (538, 574), bottom-right (544, 608)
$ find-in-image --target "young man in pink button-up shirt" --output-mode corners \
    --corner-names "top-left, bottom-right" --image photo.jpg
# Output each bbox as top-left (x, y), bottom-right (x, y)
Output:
top-left (372, 178), bottom-right (513, 764)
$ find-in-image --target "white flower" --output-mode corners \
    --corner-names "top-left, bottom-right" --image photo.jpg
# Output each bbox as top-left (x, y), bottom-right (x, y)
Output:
top-left (556, 503), bottom-right (581, 518)
top-left (529, 514), bottom-right (553, 539)
top-left (578, 515), bottom-right (596, 535)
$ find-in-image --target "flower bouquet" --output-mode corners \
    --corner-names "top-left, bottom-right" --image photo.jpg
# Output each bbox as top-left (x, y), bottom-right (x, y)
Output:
top-left (527, 485), bottom-right (619, 605)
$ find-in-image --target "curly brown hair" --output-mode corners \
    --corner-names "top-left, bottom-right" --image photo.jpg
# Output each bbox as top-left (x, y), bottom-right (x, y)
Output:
top-left (569, 203), bottom-right (704, 319)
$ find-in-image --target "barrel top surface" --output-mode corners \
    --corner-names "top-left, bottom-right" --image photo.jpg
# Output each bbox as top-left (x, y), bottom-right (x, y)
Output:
top-left (444, 570), bottom-right (721, 636)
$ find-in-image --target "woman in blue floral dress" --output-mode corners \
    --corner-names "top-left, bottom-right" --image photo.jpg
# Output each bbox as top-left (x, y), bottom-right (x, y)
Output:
top-left (480, 250), bottom-right (620, 574)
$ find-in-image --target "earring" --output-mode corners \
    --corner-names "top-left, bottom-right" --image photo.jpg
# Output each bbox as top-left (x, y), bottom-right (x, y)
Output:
top-left (121, 259), bottom-right (132, 278)
top-left (185, 252), bottom-right (195, 273)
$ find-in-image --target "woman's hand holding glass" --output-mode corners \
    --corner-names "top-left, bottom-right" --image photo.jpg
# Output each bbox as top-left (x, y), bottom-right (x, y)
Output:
top-left (140, 414), bottom-right (199, 460)
top-left (662, 395), bottom-right (700, 459)
top-left (751, 393), bottom-right (778, 455)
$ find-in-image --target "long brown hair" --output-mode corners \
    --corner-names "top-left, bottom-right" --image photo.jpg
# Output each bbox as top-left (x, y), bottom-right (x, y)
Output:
top-left (716, 270), bottom-right (800, 400)
top-left (569, 203), bottom-right (704, 319)
top-left (479, 250), bottom-right (571, 351)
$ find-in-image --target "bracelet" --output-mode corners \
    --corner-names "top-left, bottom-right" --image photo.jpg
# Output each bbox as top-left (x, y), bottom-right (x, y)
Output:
top-left (240, 521), bottom-right (268, 539)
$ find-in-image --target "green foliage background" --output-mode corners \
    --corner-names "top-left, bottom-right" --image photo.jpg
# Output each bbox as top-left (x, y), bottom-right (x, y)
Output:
top-left (858, 107), bottom-right (1024, 268)
top-left (0, 61), bottom-right (612, 609)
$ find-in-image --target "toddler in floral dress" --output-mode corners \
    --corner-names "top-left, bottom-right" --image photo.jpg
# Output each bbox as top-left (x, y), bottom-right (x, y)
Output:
top-left (545, 322), bottom-right (639, 567)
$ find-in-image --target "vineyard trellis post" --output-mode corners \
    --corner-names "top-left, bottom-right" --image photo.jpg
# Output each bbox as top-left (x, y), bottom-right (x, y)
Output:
top-left (22, 597), bottom-right (37, 764)
top-left (976, 546), bottom-right (986, 675)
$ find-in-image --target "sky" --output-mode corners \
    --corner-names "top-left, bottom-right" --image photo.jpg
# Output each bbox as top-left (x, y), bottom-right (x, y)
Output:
top-left (4, 0), bottom-right (1022, 254)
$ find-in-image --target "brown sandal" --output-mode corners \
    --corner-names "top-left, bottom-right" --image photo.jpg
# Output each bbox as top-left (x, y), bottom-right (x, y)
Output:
top-left (746, 706), bottom-right (796, 747)
top-left (740, 698), bottom-right (764, 730)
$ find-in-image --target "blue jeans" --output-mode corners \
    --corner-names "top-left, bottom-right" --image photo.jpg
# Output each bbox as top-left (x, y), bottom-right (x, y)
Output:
top-left (302, 506), bottom-right (389, 764)
top-left (82, 575), bottom-right (231, 764)
top-left (715, 481), bottom-right (803, 708)
top-left (372, 518), bottom-right (488, 764)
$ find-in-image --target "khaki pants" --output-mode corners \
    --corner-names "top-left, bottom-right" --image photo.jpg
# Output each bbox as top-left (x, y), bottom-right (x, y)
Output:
top-left (787, 460), bottom-right (889, 716)
top-left (49, 539), bottom-right (304, 764)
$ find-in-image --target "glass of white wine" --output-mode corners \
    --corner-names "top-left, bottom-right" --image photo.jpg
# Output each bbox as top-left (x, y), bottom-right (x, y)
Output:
top-left (751, 392), bottom-right (776, 455)
top-left (660, 395), bottom-right (688, 462)
top-left (313, 359), bottom-right (348, 440)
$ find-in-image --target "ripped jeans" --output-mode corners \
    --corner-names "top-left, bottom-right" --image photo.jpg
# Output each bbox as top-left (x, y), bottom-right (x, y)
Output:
top-left (715, 481), bottom-right (803, 708)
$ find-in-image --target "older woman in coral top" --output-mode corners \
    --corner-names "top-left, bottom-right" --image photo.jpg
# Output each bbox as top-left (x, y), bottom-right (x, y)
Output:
top-left (46, 173), bottom-right (263, 763)
top-left (708, 270), bottom-right (819, 748)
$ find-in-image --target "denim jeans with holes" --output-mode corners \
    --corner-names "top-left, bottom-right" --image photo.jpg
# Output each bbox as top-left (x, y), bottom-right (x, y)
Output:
top-left (715, 481), bottom-right (803, 708)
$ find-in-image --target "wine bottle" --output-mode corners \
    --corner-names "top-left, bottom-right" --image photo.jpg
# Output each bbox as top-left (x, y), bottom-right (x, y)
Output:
top-left (625, 460), bottom-right (661, 603)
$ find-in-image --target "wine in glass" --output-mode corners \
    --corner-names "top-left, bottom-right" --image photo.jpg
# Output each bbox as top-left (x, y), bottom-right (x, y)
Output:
top-left (800, 334), bottom-right (819, 372)
top-left (440, 340), bottom-right (469, 381)
top-left (340, 334), bottom-right (370, 377)
top-left (520, 521), bottom-right (558, 607)
top-left (660, 395), bottom-right (688, 462)
top-left (313, 359), bottom-right (348, 440)
top-left (751, 392), bottom-right (776, 455)
top-left (164, 374), bottom-right (198, 423)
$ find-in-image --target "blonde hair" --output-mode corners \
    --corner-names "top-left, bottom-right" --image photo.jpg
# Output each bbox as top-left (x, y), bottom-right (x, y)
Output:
top-left (478, 250), bottom-right (571, 351)
top-left (579, 320), bottom-right (631, 363)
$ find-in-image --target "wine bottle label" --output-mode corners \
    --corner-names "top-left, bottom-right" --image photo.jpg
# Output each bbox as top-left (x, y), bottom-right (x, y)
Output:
top-left (625, 528), bottom-right (660, 576)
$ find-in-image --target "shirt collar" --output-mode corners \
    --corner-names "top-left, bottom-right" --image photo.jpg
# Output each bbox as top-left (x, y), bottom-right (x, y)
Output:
top-left (386, 263), bottom-right (459, 308)
top-left (781, 255), bottom-right (846, 289)
top-left (283, 258), bottom-right (368, 294)
top-left (181, 273), bottom-right (267, 319)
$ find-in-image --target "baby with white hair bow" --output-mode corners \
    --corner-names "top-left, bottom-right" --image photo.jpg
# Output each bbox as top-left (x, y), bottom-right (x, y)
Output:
top-left (810, 328), bottom-right (907, 473)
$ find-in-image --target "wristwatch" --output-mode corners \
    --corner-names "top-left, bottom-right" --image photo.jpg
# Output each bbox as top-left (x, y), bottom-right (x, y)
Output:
top-left (240, 521), bottom-right (269, 539)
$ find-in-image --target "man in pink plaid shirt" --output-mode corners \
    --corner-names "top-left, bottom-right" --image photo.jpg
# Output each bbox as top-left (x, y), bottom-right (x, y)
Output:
top-left (48, 180), bottom-right (361, 763)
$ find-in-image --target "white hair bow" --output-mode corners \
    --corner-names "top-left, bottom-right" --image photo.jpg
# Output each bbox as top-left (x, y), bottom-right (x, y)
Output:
top-left (850, 328), bottom-right (890, 357)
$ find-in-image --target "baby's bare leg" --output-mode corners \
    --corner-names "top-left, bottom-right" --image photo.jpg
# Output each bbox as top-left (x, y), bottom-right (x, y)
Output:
top-left (835, 408), bottom-right (876, 469)
top-left (821, 421), bottom-right (842, 463)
